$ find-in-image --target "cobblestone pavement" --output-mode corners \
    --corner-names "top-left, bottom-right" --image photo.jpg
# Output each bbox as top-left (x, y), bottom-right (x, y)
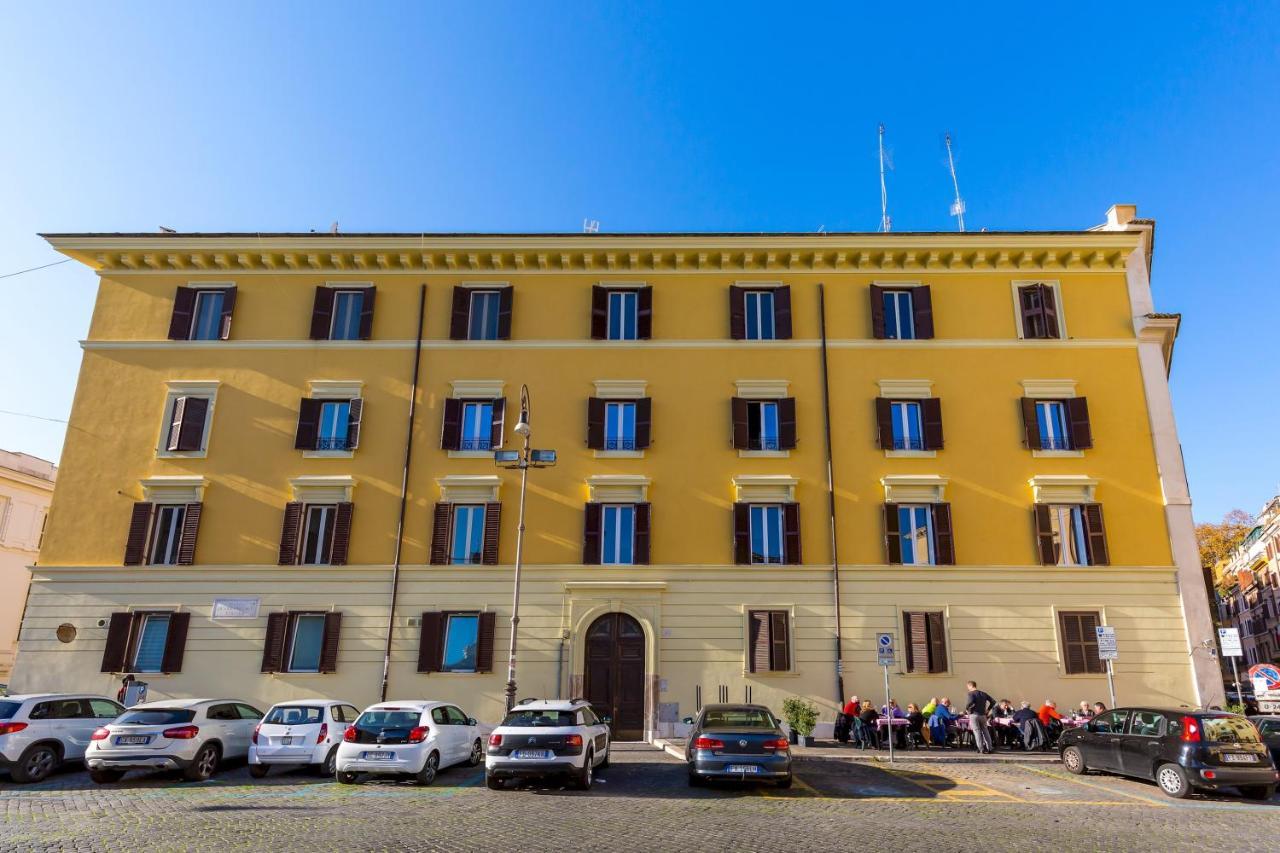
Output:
top-left (1, 744), bottom-right (1276, 852)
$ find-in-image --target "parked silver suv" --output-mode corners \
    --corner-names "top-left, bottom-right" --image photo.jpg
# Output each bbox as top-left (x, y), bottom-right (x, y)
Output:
top-left (0, 694), bottom-right (125, 783)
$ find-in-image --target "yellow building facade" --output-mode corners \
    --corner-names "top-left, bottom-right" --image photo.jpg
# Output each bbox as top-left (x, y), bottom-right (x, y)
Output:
top-left (12, 204), bottom-right (1222, 737)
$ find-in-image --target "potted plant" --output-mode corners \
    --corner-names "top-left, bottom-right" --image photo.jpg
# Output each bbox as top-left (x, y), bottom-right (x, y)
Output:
top-left (782, 697), bottom-right (819, 747)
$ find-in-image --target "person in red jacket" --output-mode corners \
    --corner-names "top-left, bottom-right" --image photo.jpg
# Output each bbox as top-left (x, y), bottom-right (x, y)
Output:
top-left (1037, 700), bottom-right (1063, 740)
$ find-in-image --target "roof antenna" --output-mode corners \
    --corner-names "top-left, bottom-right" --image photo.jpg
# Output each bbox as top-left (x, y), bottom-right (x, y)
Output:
top-left (582, 218), bottom-right (600, 233)
top-left (944, 133), bottom-right (966, 232)
top-left (330, 221), bottom-right (340, 235)
top-left (159, 225), bottom-right (176, 233)
top-left (878, 124), bottom-right (892, 233)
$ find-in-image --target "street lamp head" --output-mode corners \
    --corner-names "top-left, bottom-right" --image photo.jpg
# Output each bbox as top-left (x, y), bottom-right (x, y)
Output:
top-left (513, 420), bottom-right (531, 437)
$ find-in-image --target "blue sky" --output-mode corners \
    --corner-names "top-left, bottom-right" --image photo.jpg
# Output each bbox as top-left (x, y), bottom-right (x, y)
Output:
top-left (1, 2), bottom-right (1277, 522)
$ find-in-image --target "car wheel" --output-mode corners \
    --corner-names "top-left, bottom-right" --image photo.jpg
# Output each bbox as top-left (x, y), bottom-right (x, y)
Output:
top-left (468, 739), bottom-right (483, 767)
top-left (336, 771), bottom-right (360, 785)
top-left (183, 743), bottom-right (220, 782)
top-left (415, 751), bottom-right (439, 786)
top-left (11, 743), bottom-right (59, 784)
top-left (485, 772), bottom-right (505, 790)
top-left (1061, 746), bottom-right (1087, 775)
top-left (1238, 785), bottom-right (1275, 801)
top-left (776, 774), bottom-right (793, 789)
top-left (249, 764), bottom-right (270, 779)
top-left (572, 751), bottom-right (594, 790)
top-left (319, 746), bottom-right (339, 777)
top-left (89, 768), bottom-right (124, 784)
top-left (1155, 763), bottom-right (1192, 799)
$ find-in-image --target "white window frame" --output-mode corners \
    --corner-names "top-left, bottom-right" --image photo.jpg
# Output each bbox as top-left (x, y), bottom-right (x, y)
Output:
top-left (189, 289), bottom-right (227, 341)
top-left (156, 381), bottom-right (219, 459)
top-left (890, 401), bottom-right (924, 451)
top-left (285, 612), bottom-right (326, 673)
top-left (607, 290), bottom-right (639, 341)
top-left (748, 504), bottom-right (785, 565)
top-left (315, 400), bottom-right (352, 451)
top-left (329, 289), bottom-right (366, 341)
top-left (898, 504), bottom-right (936, 566)
top-left (129, 612), bottom-right (172, 673)
top-left (1010, 280), bottom-right (1067, 340)
top-left (460, 401), bottom-right (494, 452)
top-left (468, 290), bottom-right (502, 340)
top-left (301, 504), bottom-right (336, 566)
top-left (600, 504), bottom-right (636, 565)
top-left (148, 504), bottom-right (187, 566)
top-left (883, 289), bottom-right (915, 340)
top-left (747, 401), bottom-right (780, 451)
top-left (1036, 400), bottom-right (1071, 452)
top-left (1049, 504), bottom-right (1091, 567)
top-left (441, 613), bottom-right (481, 673)
top-left (743, 290), bottom-right (776, 341)
top-left (450, 504), bottom-right (486, 565)
top-left (604, 401), bottom-right (637, 451)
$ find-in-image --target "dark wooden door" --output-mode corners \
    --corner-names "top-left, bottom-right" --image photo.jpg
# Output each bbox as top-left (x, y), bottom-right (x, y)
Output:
top-left (584, 613), bottom-right (646, 740)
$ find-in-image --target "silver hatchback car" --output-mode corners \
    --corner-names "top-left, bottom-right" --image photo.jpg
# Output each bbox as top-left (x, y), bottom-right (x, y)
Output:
top-left (684, 704), bottom-right (792, 788)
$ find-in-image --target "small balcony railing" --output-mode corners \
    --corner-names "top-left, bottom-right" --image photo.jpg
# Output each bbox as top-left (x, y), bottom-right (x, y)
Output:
top-left (748, 437), bottom-right (781, 451)
top-left (459, 437), bottom-right (493, 451)
top-left (892, 437), bottom-right (925, 451)
top-left (1040, 436), bottom-right (1073, 451)
top-left (315, 436), bottom-right (354, 451)
top-left (604, 437), bottom-right (637, 450)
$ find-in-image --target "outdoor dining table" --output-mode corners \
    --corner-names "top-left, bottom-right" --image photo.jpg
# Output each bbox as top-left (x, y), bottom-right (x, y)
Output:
top-left (874, 717), bottom-right (910, 748)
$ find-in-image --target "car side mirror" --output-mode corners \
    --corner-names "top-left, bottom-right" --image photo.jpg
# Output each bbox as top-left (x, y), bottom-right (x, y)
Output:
top-left (601, 715), bottom-right (612, 725)
top-left (682, 717), bottom-right (694, 725)
top-left (467, 718), bottom-right (477, 726)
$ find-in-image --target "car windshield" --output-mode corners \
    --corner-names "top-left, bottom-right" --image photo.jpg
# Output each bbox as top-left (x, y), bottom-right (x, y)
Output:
top-left (265, 706), bottom-right (324, 725)
top-left (117, 709), bottom-right (197, 726)
top-left (356, 710), bottom-right (421, 730)
top-left (1201, 716), bottom-right (1261, 744)
top-left (501, 710), bottom-right (576, 727)
top-left (1258, 720), bottom-right (1280, 737)
top-left (702, 709), bottom-right (778, 729)
top-left (0, 701), bottom-right (20, 720)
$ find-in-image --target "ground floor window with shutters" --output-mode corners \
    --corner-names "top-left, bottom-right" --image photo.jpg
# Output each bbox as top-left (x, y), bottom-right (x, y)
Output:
top-left (902, 611), bottom-right (948, 674)
top-left (286, 613), bottom-right (327, 672)
top-left (262, 611), bottom-right (342, 674)
top-left (417, 611), bottom-right (496, 674)
top-left (100, 611), bottom-right (191, 674)
top-left (441, 613), bottom-right (480, 672)
top-left (883, 503), bottom-right (954, 566)
top-left (123, 501), bottom-right (203, 566)
top-left (1036, 504), bottom-right (1108, 567)
top-left (130, 612), bottom-right (172, 673)
top-left (1058, 610), bottom-right (1106, 674)
top-left (747, 610), bottom-right (790, 673)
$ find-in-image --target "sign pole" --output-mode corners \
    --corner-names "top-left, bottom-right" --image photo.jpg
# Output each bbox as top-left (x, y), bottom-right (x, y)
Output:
top-left (1105, 659), bottom-right (1117, 710)
top-left (1230, 656), bottom-right (1241, 710)
top-left (884, 663), bottom-right (894, 764)
top-left (875, 632), bottom-right (896, 764)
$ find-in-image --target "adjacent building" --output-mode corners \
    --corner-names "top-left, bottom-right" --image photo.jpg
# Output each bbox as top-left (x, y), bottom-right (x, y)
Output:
top-left (0, 450), bottom-right (56, 681)
top-left (1215, 496), bottom-right (1280, 667)
top-left (10, 204), bottom-right (1222, 737)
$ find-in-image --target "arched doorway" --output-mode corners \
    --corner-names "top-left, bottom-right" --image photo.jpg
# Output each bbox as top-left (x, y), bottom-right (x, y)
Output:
top-left (583, 612), bottom-right (646, 740)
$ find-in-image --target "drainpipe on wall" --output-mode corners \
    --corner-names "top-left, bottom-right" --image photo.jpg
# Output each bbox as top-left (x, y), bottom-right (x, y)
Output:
top-left (817, 283), bottom-right (846, 706)
top-left (379, 284), bottom-right (427, 702)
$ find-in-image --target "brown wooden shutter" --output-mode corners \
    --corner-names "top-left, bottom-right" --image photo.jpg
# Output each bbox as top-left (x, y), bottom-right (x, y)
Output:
top-left (904, 611), bottom-right (928, 673)
top-left (278, 502), bottom-right (304, 565)
top-left (733, 503), bottom-right (751, 565)
top-left (310, 286), bottom-right (335, 339)
top-left (330, 503), bottom-right (354, 566)
top-left (883, 503), bottom-right (902, 564)
top-left (449, 286), bottom-right (470, 340)
top-left (318, 612), bottom-right (342, 673)
top-left (1059, 611), bottom-right (1084, 674)
top-left (748, 610), bottom-right (769, 673)
top-left (586, 397), bottom-right (606, 449)
top-left (1020, 398), bottom-right (1042, 449)
top-left (496, 286), bottom-right (513, 339)
top-left (430, 503), bottom-right (451, 565)
top-left (261, 612), bottom-right (289, 673)
top-left (912, 285), bottom-right (934, 339)
top-left (634, 502), bottom-right (651, 565)
top-left (773, 285), bottom-right (793, 339)
top-left (926, 611), bottom-right (948, 673)
top-left (176, 502), bottom-right (202, 565)
top-left (634, 398), bottom-right (652, 449)
top-left (166, 396), bottom-right (187, 451)
top-left (869, 284), bottom-right (886, 339)
top-left (168, 287), bottom-right (197, 340)
top-left (123, 503), bottom-right (153, 566)
top-left (1041, 284), bottom-right (1060, 339)
top-left (783, 503), bottom-right (802, 564)
top-left (482, 502), bottom-right (501, 565)
top-left (294, 398), bottom-right (323, 450)
top-left (1033, 505), bottom-right (1056, 565)
top-left (417, 612), bottom-right (444, 673)
top-left (874, 397), bottom-right (894, 451)
top-left (489, 397), bottom-right (506, 449)
top-left (921, 397), bottom-right (944, 450)
top-left (777, 397), bottom-right (798, 450)
top-left (440, 398), bottom-right (462, 450)
top-left (174, 396), bottom-right (208, 452)
top-left (590, 285), bottom-right (609, 339)
top-left (1066, 397), bottom-right (1093, 449)
top-left (1018, 285), bottom-right (1038, 338)
top-left (346, 398), bottom-right (363, 450)
top-left (160, 612), bottom-right (190, 674)
top-left (357, 286), bottom-right (376, 339)
top-left (1083, 503), bottom-right (1109, 566)
top-left (728, 285), bottom-right (746, 339)
top-left (770, 611), bottom-right (790, 671)
top-left (637, 286), bottom-right (653, 339)
top-left (582, 503), bottom-right (602, 565)
top-left (476, 611), bottom-right (496, 672)
top-left (932, 503), bottom-right (954, 565)
top-left (218, 287), bottom-right (237, 340)
top-left (101, 613), bottom-right (133, 672)
top-left (730, 397), bottom-right (749, 449)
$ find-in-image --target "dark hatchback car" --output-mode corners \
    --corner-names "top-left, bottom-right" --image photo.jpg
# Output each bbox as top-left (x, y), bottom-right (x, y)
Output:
top-left (1249, 716), bottom-right (1280, 767)
top-left (1059, 707), bottom-right (1278, 800)
top-left (683, 704), bottom-right (791, 788)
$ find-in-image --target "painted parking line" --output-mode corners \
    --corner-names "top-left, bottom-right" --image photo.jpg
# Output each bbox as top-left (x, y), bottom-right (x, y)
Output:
top-left (1018, 764), bottom-right (1170, 807)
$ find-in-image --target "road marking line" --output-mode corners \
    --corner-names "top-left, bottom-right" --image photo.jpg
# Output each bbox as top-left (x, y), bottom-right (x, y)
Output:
top-left (1019, 764), bottom-right (1169, 807)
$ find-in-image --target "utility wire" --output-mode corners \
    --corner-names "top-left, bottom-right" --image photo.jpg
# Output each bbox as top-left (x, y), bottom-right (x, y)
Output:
top-left (0, 409), bottom-right (68, 424)
top-left (0, 258), bottom-right (72, 280)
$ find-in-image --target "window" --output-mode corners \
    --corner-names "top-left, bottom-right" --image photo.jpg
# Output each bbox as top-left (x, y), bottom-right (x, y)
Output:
top-left (189, 290), bottom-right (226, 340)
top-left (876, 397), bottom-right (942, 452)
top-left (100, 610), bottom-right (191, 674)
top-left (330, 290), bottom-right (365, 340)
top-left (898, 505), bottom-right (935, 565)
top-left (441, 613), bottom-right (480, 672)
top-left (89, 699), bottom-right (124, 718)
top-left (605, 402), bottom-right (636, 450)
top-left (469, 291), bottom-right (501, 340)
top-left (891, 402), bottom-right (924, 451)
top-left (1091, 709), bottom-right (1128, 733)
top-left (449, 505), bottom-right (486, 565)
top-left (731, 397), bottom-right (797, 452)
top-left (148, 505), bottom-right (187, 566)
top-left (1128, 710), bottom-right (1166, 737)
top-left (286, 613), bottom-right (326, 673)
top-left (600, 505), bottom-right (636, 565)
top-left (608, 290), bottom-right (638, 340)
top-left (748, 401), bottom-right (780, 451)
top-left (461, 402), bottom-right (494, 451)
top-left (882, 290), bottom-right (915, 339)
top-left (317, 401), bottom-right (351, 450)
top-left (1021, 397), bottom-right (1092, 451)
top-left (162, 395), bottom-right (211, 453)
top-left (733, 502), bottom-right (800, 565)
top-left (884, 503), bottom-right (954, 566)
top-left (130, 612), bottom-right (172, 672)
top-left (902, 611), bottom-right (948, 674)
top-left (1034, 502), bottom-right (1108, 566)
top-left (441, 397), bottom-right (505, 452)
top-left (295, 397), bottom-right (363, 453)
top-left (301, 505), bottom-right (337, 565)
top-left (1049, 505), bottom-right (1090, 566)
top-left (1036, 401), bottom-right (1070, 450)
top-left (1018, 283), bottom-right (1061, 339)
top-left (587, 397), bottom-right (652, 452)
top-left (744, 290), bottom-right (776, 340)
top-left (591, 285), bottom-right (652, 340)
top-left (749, 505), bottom-right (784, 565)
top-left (747, 610), bottom-right (790, 672)
top-left (1058, 610), bottom-right (1106, 674)
top-left (169, 285), bottom-right (236, 341)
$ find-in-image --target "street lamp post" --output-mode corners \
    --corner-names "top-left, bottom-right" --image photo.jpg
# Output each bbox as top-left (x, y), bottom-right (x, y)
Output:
top-left (495, 384), bottom-right (556, 711)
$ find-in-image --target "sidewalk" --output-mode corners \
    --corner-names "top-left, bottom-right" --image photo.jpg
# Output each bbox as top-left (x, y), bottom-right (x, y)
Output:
top-left (652, 737), bottom-right (1061, 765)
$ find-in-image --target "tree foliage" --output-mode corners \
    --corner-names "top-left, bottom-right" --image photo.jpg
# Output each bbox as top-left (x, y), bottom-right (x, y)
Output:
top-left (1195, 508), bottom-right (1255, 574)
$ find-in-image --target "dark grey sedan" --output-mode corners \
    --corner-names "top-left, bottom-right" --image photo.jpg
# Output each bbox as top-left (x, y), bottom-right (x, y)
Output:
top-left (1249, 716), bottom-right (1280, 768)
top-left (683, 704), bottom-right (792, 788)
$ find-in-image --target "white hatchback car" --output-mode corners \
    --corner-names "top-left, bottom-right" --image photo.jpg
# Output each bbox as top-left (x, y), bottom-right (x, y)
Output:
top-left (335, 700), bottom-right (483, 785)
top-left (485, 699), bottom-right (610, 790)
top-left (249, 699), bottom-right (360, 778)
top-left (0, 694), bottom-right (125, 783)
top-left (86, 698), bottom-right (264, 783)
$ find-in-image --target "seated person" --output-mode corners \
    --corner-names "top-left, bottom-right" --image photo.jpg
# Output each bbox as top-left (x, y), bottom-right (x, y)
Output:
top-left (927, 697), bottom-right (957, 747)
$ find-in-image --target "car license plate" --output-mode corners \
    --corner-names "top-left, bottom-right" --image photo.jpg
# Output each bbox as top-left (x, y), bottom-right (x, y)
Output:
top-left (726, 764), bottom-right (760, 774)
top-left (1261, 700), bottom-right (1280, 713)
top-left (116, 735), bottom-right (150, 745)
top-left (362, 751), bottom-right (395, 761)
top-left (1223, 753), bottom-right (1257, 763)
top-left (281, 737), bottom-right (295, 745)
top-left (514, 749), bottom-right (551, 759)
